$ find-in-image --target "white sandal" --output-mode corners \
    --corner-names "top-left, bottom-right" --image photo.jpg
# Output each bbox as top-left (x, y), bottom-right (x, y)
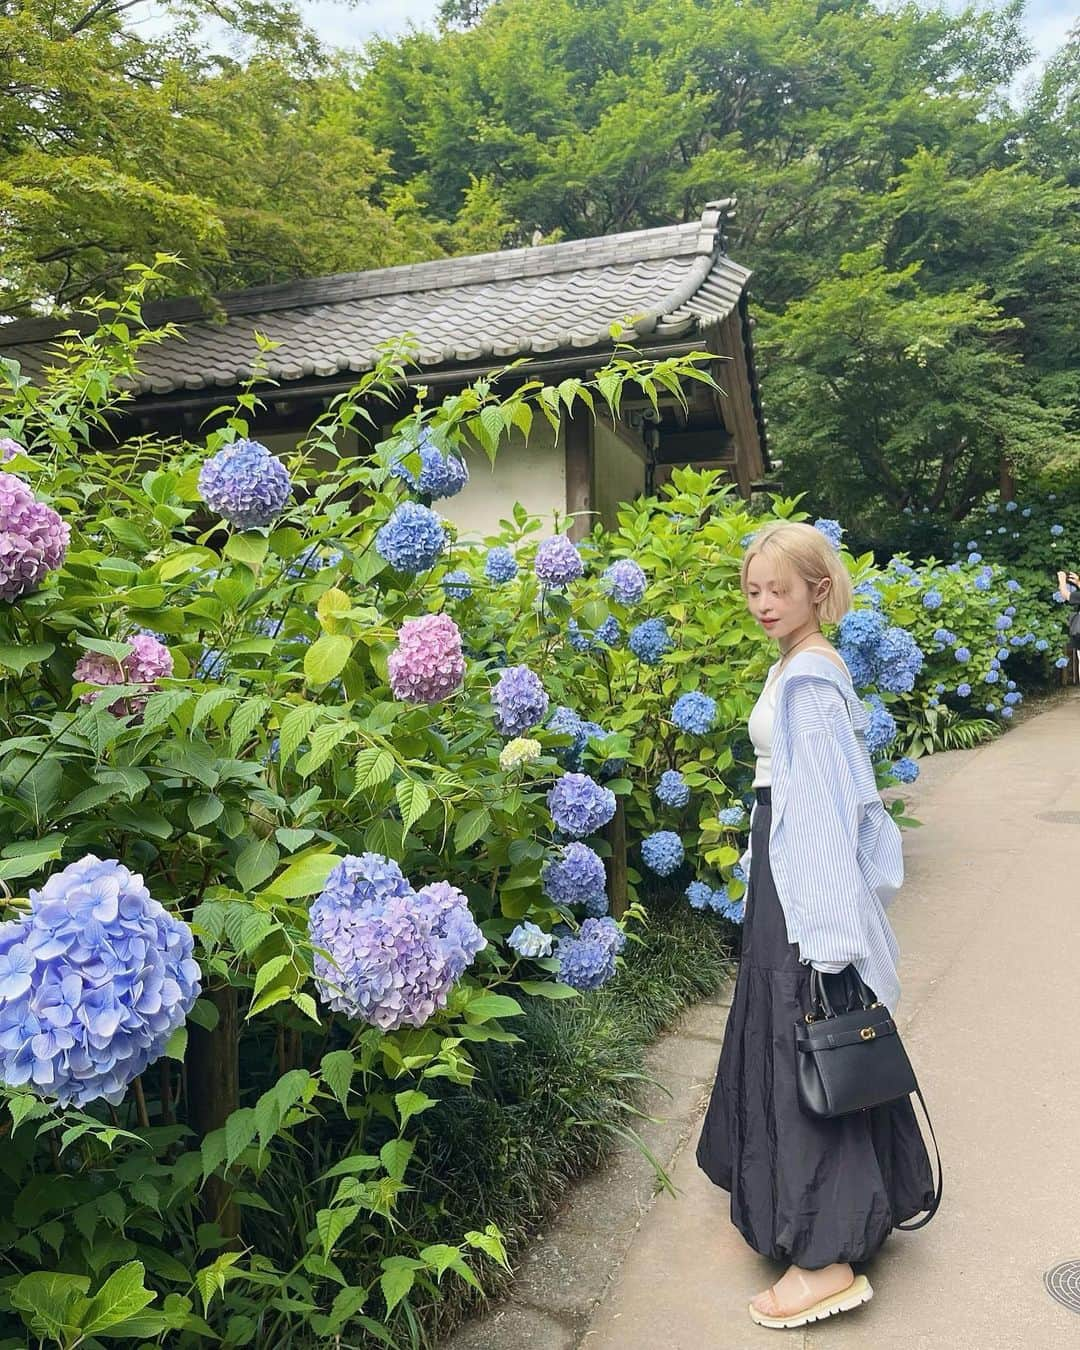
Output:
top-left (748, 1272), bottom-right (873, 1329)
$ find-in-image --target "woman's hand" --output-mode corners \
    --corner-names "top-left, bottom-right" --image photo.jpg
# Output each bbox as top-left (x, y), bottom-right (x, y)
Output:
top-left (1069, 572), bottom-right (1080, 587)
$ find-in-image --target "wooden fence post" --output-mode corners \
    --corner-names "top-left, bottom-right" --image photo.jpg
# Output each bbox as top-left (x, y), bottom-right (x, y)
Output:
top-left (604, 798), bottom-right (629, 919)
top-left (186, 983), bottom-right (241, 1243)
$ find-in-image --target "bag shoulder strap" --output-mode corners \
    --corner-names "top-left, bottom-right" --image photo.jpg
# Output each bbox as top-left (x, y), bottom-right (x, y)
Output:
top-left (893, 1084), bottom-right (943, 1230)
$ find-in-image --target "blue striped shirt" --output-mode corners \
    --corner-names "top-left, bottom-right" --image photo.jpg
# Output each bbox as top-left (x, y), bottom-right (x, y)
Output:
top-left (738, 650), bottom-right (905, 1016)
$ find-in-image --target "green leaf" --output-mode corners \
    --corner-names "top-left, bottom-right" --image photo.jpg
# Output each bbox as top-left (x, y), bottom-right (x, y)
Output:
top-left (191, 687), bottom-right (235, 730)
top-left (454, 807), bottom-right (491, 852)
top-left (379, 1137), bottom-right (414, 1182)
top-left (0, 642), bottom-right (55, 674)
top-left (225, 531), bottom-right (269, 570)
top-left (279, 701), bottom-right (322, 765)
top-left (9, 1271), bottom-right (89, 1341)
top-left (252, 954), bottom-right (291, 997)
top-left (316, 1204), bottom-right (362, 1256)
top-left (164, 1025), bottom-right (187, 1061)
top-left (225, 1108), bottom-right (258, 1168)
top-left (229, 697), bottom-right (272, 754)
top-left (518, 980), bottom-right (580, 999)
top-left (320, 1050), bottom-right (355, 1107)
top-left (463, 992), bottom-right (524, 1023)
top-left (188, 794), bottom-right (223, 829)
top-left (140, 689), bottom-right (192, 733)
top-left (263, 850), bottom-right (338, 899)
top-left (379, 1262), bottom-right (416, 1316)
top-left (78, 1260), bottom-right (156, 1337)
top-left (394, 1089), bottom-right (436, 1132)
top-left (304, 633), bottom-right (353, 685)
top-left (354, 747), bottom-right (394, 793)
top-left (295, 720), bottom-right (354, 776)
top-left (275, 826), bottom-right (315, 852)
top-left (235, 837), bottom-right (280, 891)
top-left (395, 779), bottom-right (431, 836)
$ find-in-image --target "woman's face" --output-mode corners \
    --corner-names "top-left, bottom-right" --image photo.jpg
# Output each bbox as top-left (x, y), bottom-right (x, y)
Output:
top-left (745, 551), bottom-right (820, 640)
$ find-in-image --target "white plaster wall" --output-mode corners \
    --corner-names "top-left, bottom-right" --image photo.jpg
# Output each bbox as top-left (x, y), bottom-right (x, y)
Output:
top-left (592, 418), bottom-right (645, 529)
top-left (439, 422), bottom-right (566, 544)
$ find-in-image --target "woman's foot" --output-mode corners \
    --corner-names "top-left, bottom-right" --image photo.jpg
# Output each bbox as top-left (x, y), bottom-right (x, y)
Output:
top-left (750, 1262), bottom-right (856, 1319)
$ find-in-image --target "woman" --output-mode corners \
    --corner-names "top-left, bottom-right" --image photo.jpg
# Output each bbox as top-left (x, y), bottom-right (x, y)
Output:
top-left (1057, 570), bottom-right (1080, 655)
top-left (695, 520), bottom-right (936, 1330)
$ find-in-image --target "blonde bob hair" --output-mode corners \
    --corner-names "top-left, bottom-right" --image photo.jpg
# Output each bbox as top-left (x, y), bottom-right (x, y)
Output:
top-left (739, 520), bottom-right (853, 626)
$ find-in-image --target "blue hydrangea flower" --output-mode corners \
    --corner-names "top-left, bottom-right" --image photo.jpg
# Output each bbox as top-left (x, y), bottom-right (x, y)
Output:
top-left (974, 574), bottom-right (991, 591)
top-left (711, 885), bottom-right (745, 923)
top-left (547, 773), bottom-right (616, 838)
top-left (967, 551), bottom-right (982, 563)
top-left (508, 921), bottom-right (554, 958)
top-left (1006, 500), bottom-right (1018, 512)
top-left (686, 880), bottom-right (713, 910)
top-left (198, 439), bottom-right (292, 530)
top-left (542, 843), bottom-right (607, 909)
top-left (535, 534), bottom-right (584, 587)
top-left (966, 540), bottom-right (977, 549)
top-left (484, 546), bottom-right (518, 584)
top-left (887, 756), bottom-right (919, 784)
top-left (813, 518), bottom-right (843, 550)
top-left (493, 665), bottom-right (549, 737)
top-left (567, 619), bottom-right (592, 653)
top-left (286, 546), bottom-right (343, 578)
top-left (655, 770), bottom-right (690, 808)
top-left (671, 691), bottom-right (716, 734)
top-left (641, 830), bottom-right (685, 876)
top-left (628, 618), bottom-right (672, 665)
top-left (1001, 706), bottom-right (1014, 718)
top-left (876, 626), bottom-right (924, 695)
top-left (923, 590), bottom-right (943, 609)
top-left (0, 856), bottom-right (201, 1107)
top-left (1007, 679), bottom-right (1017, 690)
top-left (602, 559), bottom-right (647, 605)
top-left (1056, 656), bottom-right (1069, 668)
top-left (1004, 691), bottom-right (1021, 705)
top-left (442, 568), bottom-right (472, 601)
top-left (595, 616), bottom-right (622, 646)
top-left (995, 614), bottom-right (1012, 630)
top-left (933, 683), bottom-right (945, 695)
top-left (1006, 579), bottom-right (1020, 592)
top-left (1036, 638), bottom-right (1049, 651)
top-left (1051, 524), bottom-right (1064, 536)
top-left (852, 580), bottom-right (883, 607)
top-left (957, 682), bottom-right (972, 697)
top-left (554, 927), bottom-right (617, 991)
top-left (391, 430), bottom-right (469, 499)
top-left (985, 702), bottom-right (997, 713)
top-left (194, 647), bottom-right (227, 680)
top-left (997, 647), bottom-right (1009, 660)
top-left (989, 658), bottom-right (1000, 670)
top-left (1022, 508), bottom-right (1031, 517)
top-left (955, 647), bottom-right (971, 662)
top-left (376, 502), bottom-right (446, 573)
top-left (984, 669), bottom-right (999, 684)
top-left (863, 693), bottom-right (897, 754)
top-left (717, 805), bottom-right (746, 827)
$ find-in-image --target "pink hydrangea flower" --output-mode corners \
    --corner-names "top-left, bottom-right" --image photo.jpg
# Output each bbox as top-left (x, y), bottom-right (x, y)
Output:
top-left (0, 472), bottom-right (69, 601)
top-left (387, 613), bottom-right (466, 704)
top-left (73, 633), bottom-right (173, 716)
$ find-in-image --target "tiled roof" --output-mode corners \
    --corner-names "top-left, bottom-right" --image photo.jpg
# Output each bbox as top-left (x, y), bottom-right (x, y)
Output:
top-left (0, 200), bottom-right (753, 399)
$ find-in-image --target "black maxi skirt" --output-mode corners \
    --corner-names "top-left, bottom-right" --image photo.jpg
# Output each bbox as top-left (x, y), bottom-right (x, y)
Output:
top-left (695, 787), bottom-right (936, 1270)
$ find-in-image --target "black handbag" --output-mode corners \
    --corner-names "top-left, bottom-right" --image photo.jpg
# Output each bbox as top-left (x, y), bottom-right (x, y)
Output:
top-left (795, 965), bottom-right (943, 1230)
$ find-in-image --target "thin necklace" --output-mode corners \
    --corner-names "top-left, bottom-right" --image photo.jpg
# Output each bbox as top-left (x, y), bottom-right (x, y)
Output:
top-left (777, 630), bottom-right (824, 672)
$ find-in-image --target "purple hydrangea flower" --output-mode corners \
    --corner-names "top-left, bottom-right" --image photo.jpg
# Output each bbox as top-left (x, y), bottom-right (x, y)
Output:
top-left (493, 664), bottom-right (548, 736)
top-left (0, 856), bottom-right (201, 1107)
top-left (535, 534), bottom-right (584, 588)
top-left (73, 634), bottom-right (173, 717)
top-left (484, 546), bottom-right (518, 584)
top-left (547, 773), bottom-right (616, 838)
top-left (309, 857), bottom-right (485, 1030)
top-left (508, 921), bottom-right (554, 958)
top-left (0, 438), bottom-right (24, 460)
top-left (388, 613), bottom-right (466, 704)
top-left (813, 518), bottom-right (843, 550)
top-left (390, 429), bottom-right (468, 500)
top-left (641, 830), bottom-right (684, 876)
top-left (0, 472), bottom-right (70, 601)
top-left (602, 559), bottom-right (647, 605)
top-left (671, 691), bottom-right (716, 734)
top-left (628, 618), bottom-right (672, 665)
top-left (198, 439), bottom-right (292, 529)
top-left (542, 843), bottom-right (607, 909)
top-left (376, 502), bottom-right (446, 573)
top-left (655, 770), bottom-right (690, 808)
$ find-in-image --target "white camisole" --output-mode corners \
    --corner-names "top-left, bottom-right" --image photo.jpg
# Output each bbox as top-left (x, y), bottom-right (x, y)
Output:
top-left (748, 661), bottom-right (782, 787)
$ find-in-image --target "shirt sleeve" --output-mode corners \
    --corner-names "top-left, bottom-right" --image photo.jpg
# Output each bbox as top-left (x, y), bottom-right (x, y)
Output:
top-left (783, 725), bottom-right (872, 968)
top-left (1068, 591), bottom-right (1080, 609)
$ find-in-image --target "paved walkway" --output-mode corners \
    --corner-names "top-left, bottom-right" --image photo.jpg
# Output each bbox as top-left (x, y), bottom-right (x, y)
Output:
top-left (581, 690), bottom-right (1080, 1349)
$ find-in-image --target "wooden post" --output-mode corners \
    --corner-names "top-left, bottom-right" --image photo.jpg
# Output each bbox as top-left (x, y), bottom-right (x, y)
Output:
top-left (186, 984), bottom-right (241, 1243)
top-left (564, 408), bottom-right (595, 541)
top-left (998, 454), bottom-right (1016, 503)
top-left (603, 799), bottom-right (629, 920)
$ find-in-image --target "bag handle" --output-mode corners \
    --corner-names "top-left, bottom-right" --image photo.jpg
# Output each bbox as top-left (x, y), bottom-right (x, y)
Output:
top-left (893, 1085), bottom-right (943, 1230)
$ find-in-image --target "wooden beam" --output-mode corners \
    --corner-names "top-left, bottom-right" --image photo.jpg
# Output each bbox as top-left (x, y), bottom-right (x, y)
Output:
top-left (564, 408), bottom-right (595, 540)
top-left (654, 428), bottom-right (734, 465)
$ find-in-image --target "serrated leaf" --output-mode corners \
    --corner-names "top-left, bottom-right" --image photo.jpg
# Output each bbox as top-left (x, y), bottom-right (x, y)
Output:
top-left (262, 850), bottom-right (338, 899)
top-left (304, 634), bottom-right (353, 685)
top-left (317, 1204), bottom-right (362, 1257)
top-left (320, 1050), bottom-right (355, 1107)
top-left (463, 992), bottom-right (524, 1023)
top-left (229, 697), bottom-right (272, 755)
top-left (140, 689), bottom-right (192, 733)
top-left (164, 1026), bottom-right (187, 1061)
top-left (224, 1108), bottom-right (257, 1169)
top-left (279, 701), bottom-right (321, 765)
top-left (379, 1137), bottom-right (414, 1183)
top-left (393, 1089), bottom-right (436, 1131)
top-left (395, 779), bottom-right (430, 836)
top-left (354, 747), bottom-right (394, 794)
top-left (188, 794), bottom-right (223, 829)
top-left (79, 1260), bottom-right (156, 1336)
top-left (0, 642), bottom-right (55, 674)
top-left (224, 531), bottom-right (269, 570)
top-left (191, 687), bottom-right (235, 730)
top-left (379, 1262), bottom-right (416, 1316)
top-left (295, 720), bottom-right (354, 776)
top-left (316, 586), bottom-right (352, 633)
top-left (454, 807), bottom-right (490, 852)
top-left (235, 837), bottom-right (280, 891)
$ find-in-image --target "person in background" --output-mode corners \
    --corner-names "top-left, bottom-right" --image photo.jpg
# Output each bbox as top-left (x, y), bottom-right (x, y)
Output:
top-left (1057, 571), bottom-right (1080, 660)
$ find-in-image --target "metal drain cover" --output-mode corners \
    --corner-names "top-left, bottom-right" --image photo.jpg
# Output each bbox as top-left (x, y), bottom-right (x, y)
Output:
top-left (1035, 811), bottom-right (1080, 825)
top-left (1045, 1260), bottom-right (1080, 1313)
